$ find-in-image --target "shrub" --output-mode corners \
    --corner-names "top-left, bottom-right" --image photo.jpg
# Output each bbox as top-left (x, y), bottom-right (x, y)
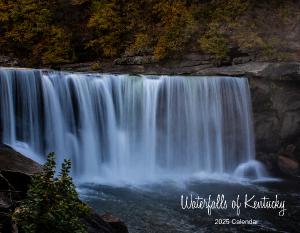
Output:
top-left (153, 0), bottom-right (196, 60)
top-left (12, 153), bottom-right (89, 233)
top-left (86, 0), bottom-right (127, 57)
top-left (33, 27), bottom-right (74, 65)
top-left (198, 22), bottom-right (229, 63)
top-left (90, 62), bottom-right (102, 71)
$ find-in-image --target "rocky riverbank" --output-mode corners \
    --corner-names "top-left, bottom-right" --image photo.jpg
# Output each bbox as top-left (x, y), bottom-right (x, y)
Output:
top-left (0, 144), bottom-right (128, 233)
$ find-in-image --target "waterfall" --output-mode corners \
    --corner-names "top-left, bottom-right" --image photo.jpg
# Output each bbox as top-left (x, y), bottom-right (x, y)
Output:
top-left (0, 68), bottom-right (261, 182)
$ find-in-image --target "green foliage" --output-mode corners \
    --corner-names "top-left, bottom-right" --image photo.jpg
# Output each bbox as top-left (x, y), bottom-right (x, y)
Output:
top-left (198, 0), bottom-right (251, 62)
top-left (211, 0), bottom-right (251, 24)
top-left (33, 27), bottom-right (73, 65)
top-left (12, 153), bottom-right (89, 233)
top-left (0, 1), bottom-right (10, 23)
top-left (125, 33), bottom-right (154, 57)
top-left (198, 22), bottom-right (229, 63)
top-left (0, 0), bottom-right (77, 65)
top-left (87, 0), bottom-right (129, 57)
top-left (87, 0), bottom-right (197, 60)
top-left (90, 62), bottom-right (102, 71)
top-left (153, 0), bottom-right (196, 59)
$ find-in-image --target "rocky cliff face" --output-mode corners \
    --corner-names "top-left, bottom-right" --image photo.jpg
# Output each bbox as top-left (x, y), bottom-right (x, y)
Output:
top-left (249, 65), bottom-right (300, 176)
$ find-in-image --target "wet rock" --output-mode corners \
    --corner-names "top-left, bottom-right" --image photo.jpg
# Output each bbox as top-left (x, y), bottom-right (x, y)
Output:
top-left (0, 170), bottom-right (32, 199)
top-left (257, 152), bottom-right (277, 172)
top-left (0, 211), bottom-right (11, 233)
top-left (250, 76), bottom-right (300, 159)
top-left (280, 111), bottom-right (300, 139)
top-left (0, 188), bottom-right (14, 233)
top-left (0, 144), bottom-right (42, 175)
top-left (81, 211), bottom-right (128, 233)
top-left (0, 144), bottom-right (41, 212)
top-left (101, 213), bottom-right (129, 233)
top-left (81, 210), bottom-right (114, 233)
top-left (278, 155), bottom-right (299, 176)
top-left (278, 144), bottom-right (296, 158)
top-left (0, 145), bottom-right (41, 233)
top-left (253, 113), bottom-right (281, 153)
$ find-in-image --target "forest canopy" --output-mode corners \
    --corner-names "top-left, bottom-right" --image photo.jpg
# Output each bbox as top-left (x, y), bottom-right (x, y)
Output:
top-left (0, 0), bottom-right (299, 66)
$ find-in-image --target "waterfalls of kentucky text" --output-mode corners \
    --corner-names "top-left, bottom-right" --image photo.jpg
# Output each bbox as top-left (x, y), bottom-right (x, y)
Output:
top-left (181, 194), bottom-right (286, 217)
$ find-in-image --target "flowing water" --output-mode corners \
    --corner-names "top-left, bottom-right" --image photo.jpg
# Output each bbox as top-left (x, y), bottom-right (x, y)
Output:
top-left (0, 68), bottom-right (264, 182)
top-left (79, 179), bottom-right (300, 233)
top-left (1, 67), bottom-right (298, 232)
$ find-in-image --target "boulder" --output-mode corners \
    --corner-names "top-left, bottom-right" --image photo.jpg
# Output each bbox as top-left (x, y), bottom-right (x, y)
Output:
top-left (81, 210), bottom-right (115, 233)
top-left (101, 213), bottom-right (129, 233)
top-left (278, 155), bottom-right (299, 176)
top-left (0, 144), bottom-right (41, 211)
top-left (0, 144), bottom-right (41, 233)
top-left (82, 211), bottom-right (129, 233)
top-left (256, 152), bottom-right (277, 172)
top-left (0, 170), bottom-right (32, 200)
top-left (0, 144), bottom-right (42, 175)
top-left (278, 144), bottom-right (296, 158)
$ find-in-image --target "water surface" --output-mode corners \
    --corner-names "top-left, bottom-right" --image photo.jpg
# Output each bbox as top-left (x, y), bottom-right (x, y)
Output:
top-left (79, 178), bottom-right (300, 233)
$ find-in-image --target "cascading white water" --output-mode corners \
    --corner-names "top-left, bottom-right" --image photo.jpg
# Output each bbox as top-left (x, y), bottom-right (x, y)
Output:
top-left (0, 68), bottom-right (264, 182)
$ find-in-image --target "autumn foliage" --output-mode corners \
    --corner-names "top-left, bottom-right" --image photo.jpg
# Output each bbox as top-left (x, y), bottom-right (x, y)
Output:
top-left (0, 0), bottom-right (298, 65)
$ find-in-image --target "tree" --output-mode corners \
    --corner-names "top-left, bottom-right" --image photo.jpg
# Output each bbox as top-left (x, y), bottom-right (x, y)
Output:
top-left (0, 0), bottom-right (297, 64)
top-left (153, 0), bottom-right (196, 59)
top-left (12, 153), bottom-right (89, 233)
top-left (198, 0), bottom-right (251, 63)
top-left (87, 0), bottom-right (129, 57)
top-left (198, 22), bottom-right (229, 63)
top-left (0, 0), bottom-right (74, 65)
